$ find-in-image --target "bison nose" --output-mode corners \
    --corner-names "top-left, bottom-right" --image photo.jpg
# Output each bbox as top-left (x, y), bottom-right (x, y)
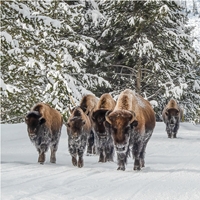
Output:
top-left (28, 128), bottom-right (36, 135)
top-left (115, 144), bottom-right (126, 152)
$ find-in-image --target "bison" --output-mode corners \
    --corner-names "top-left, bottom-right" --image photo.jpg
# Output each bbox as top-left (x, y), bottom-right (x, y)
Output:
top-left (79, 94), bottom-right (98, 154)
top-left (105, 89), bottom-right (155, 171)
top-left (25, 103), bottom-right (63, 164)
top-left (162, 98), bottom-right (183, 138)
top-left (92, 93), bottom-right (116, 162)
top-left (67, 106), bottom-right (91, 168)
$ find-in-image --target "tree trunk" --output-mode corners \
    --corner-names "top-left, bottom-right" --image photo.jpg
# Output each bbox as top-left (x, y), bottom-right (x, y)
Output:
top-left (136, 59), bottom-right (141, 95)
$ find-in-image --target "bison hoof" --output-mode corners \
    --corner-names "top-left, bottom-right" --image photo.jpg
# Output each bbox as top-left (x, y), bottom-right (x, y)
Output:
top-left (72, 157), bottom-right (77, 166)
top-left (134, 165), bottom-right (141, 170)
top-left (87, 149), bottom-right (92, 155)
top-left (99, 157), bottom-right (106, 163)
top-left (50, 157), bottom-right (56, 163)
top-left (38, 154), bottom-right (45, 164)
top-left (78, 160), bottom-right (83, 168)
top-left (117, 166), bottom-right (125, 171)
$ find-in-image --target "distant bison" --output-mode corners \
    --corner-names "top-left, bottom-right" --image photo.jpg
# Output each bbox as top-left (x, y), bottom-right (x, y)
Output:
top-left (25, 103), bottom-right (63, 164)
top-left (92, 93), bottom-right (116, 162)
top-left (105, 89), bottom-right (155, 171)
top-left (79, 94), bottom-right (98, 154)
top-left (67, 107), bottom-right (91, 168)
top-left (162, 98), bottom-right (183, 138)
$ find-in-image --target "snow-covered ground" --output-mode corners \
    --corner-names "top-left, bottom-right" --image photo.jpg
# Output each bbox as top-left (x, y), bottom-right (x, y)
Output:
top-left (1, 122), bottom-right (200, 200)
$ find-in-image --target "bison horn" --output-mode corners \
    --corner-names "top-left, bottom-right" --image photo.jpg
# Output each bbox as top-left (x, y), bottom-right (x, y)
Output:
top-left (129, 111), bottom-right (136, 124)
top-left (105, 110), bottom-right (113, 124)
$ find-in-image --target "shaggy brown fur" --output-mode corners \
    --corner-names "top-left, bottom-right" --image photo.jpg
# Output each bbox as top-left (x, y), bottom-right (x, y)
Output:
top-left (164, 98), bottom-right (179, 111)
top-left (79, 94), bottom-right (98, 154)
top-left (67, 107), bottom-right (91, 135)
top-left (92, 93), bottom-right (116, 162)
top-left (67, 107), bottom-right (91, 167)
top-left (31, 103), bottom-right (63, 132)
top-left (25, 103), bottom-right (63, 164)
top-left (94, 93), bottom-right (116, 111)
top-left (80, 94), bottom-right (98, 116)
top-left (162, 98), bottom-right (183, 138)
top-left (105, 89), bottom-right (155, 171)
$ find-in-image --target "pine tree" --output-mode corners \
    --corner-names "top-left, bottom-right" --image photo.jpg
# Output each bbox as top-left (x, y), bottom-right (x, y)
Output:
top-left (0, 0), bottom-right (109, 123)
top-left (97, 0), bottom-right (200, 120)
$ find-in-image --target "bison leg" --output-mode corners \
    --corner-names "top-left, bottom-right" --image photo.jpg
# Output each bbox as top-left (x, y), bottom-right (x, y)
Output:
top-left (168, 133), bottom-right (172, 138)
top-left (106, 145), bottom-right (114, 162)
top-left (50, 132), bottom-right (61, 163)
top-left (87, 130), bottom-right (94, 154)
top-left (117, 153), bottom-right (127, 171)
top-left (77, 148), bottom-right (85, 168)
top-left (166, 125), bottom-right (172, 138)
top-left (50, 145), bottom-right (57, 163)
top-left (133, 141), bottom-right (143, 170)
top-left (38, 152), bottom-right (45, 164)
top-left (173, 132), bottom-right (177, 138)
top-left (69, 145), bottom-right (78, 166)
top-left (78, 157), bottom-right (83, 168)
top-left (72, 156), bottom-right (77, 166)
top-left (37, 143), bottom-right (48, 164)
top-left (99, 148), bottom-right (106, 163)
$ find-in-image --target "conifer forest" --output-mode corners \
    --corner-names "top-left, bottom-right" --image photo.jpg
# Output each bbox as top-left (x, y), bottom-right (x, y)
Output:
top-left (1, 0), bottom-right (200, 123)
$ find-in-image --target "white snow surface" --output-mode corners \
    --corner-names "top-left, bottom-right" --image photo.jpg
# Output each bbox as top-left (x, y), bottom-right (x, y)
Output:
top-left (1, 122), bottom-right (200, 200)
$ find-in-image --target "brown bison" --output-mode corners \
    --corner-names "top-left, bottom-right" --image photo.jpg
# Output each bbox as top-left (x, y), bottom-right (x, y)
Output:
top-left (79, 94), bottom-right (98, 154)
top-left (162, 98), bottom-right (183, 138)
top-left (67, 106), bottom-right (91, 168)
top-left (25, 103), bottom-right (63, 164)
top-left (105, 89), bottom-right (155, 171)
top-left (92, 93), bottom-right (116, 162)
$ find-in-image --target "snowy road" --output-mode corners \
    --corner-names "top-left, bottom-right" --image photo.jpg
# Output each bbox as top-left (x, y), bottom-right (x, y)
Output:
top-left (1, 122), bottom-right (200, 200)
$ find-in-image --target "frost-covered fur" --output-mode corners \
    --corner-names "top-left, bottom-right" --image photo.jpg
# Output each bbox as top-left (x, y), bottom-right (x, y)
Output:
top-left (105, 89), bottom-right (155, 171)
top-left (67, 107), bottom-right (91, 168)
top-left (25, 103), bottom-right (63, 164)
top-left (162, 98), bottom-right (182, 138)
top-left (79, 94), bottom-right (98, 154)
top-left (92, 93), bottom-right (116, 162)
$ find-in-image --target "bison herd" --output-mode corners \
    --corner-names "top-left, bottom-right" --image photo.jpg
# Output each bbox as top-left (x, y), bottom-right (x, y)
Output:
top-left (25, 89), bottom-right (183, 171)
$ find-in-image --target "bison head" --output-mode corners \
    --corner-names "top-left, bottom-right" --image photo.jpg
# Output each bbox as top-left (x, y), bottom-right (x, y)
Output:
top-left (165, 108), bottom-right (180, 129)
top-left (105, 110), bottom-right (138, 152)
top-left (25, 111), bottom-right (46, 136)
top-left (92, 109), bottom-right (108, 136)
top-left (67, 117), bottom-right (86, 140)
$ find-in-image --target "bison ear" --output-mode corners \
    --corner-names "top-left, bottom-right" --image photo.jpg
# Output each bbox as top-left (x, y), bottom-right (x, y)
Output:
top-left (165, 111), bottom-right (169, 116)
top-left (130, 120), bottom-right (138, 128)
top-left (39, 117), bottom-right (46, 125)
